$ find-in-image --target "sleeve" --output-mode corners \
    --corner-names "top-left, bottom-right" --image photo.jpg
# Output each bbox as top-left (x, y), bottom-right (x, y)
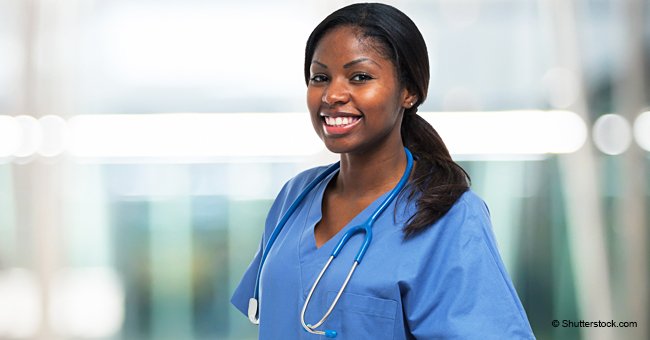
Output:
top-left (404, 195), bottom-right (535, 339)
top-left (230, 180), bottom-right (291, 316)
top-left (230, 237), bottom-right (263, 316)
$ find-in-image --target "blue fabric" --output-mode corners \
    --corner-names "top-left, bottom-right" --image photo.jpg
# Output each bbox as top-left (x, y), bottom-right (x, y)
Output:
top-left (231, 165), bottom-right (535, 339)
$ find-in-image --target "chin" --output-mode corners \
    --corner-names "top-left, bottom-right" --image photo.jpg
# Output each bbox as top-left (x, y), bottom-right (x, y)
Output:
top-left (321, 139), bottom-right (370, 156)
top-left (322, 143), bottom-right (347, 154)
top-left (321, 139), bottom-right (351, 154)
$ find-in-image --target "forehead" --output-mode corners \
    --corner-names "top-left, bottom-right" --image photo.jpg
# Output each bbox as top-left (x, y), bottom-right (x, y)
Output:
top-left (312, 26), bottom-right (392, 65)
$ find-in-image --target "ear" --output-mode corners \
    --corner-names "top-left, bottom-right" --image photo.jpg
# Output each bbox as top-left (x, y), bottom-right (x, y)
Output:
top-left (401, 88), bottom-right (418, 110)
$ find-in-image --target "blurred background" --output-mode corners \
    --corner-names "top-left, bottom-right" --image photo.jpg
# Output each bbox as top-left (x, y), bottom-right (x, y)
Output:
top-left (0, 0), bottom-right (648, 339)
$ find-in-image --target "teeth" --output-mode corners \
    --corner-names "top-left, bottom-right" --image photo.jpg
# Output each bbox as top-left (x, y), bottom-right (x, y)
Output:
top-left (324, 116), bottom-right (359, 127)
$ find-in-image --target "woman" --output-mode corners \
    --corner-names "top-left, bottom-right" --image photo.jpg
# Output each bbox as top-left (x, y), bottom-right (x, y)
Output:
top-left (232, 3), bottom-right (535, 339)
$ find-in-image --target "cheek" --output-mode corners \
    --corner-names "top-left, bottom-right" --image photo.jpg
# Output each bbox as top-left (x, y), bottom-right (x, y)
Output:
top-left (307, 87), bottom-right (322, 127)
top-left (306, 87), bottom-right (321, 112)
top-left (358, 89), bottom-right (384, 108)
top-left (359, 87), bottom-right (401, 117)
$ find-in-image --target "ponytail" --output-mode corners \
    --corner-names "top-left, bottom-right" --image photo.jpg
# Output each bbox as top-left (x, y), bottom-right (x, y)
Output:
top-left (400, 109), bottom-right (470, 237)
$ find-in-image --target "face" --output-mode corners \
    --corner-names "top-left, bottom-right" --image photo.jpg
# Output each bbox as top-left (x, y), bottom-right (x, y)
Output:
top-left (307, 26), bottom-right (416, 155)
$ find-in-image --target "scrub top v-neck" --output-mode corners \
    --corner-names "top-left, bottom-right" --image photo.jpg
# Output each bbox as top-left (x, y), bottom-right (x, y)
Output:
top-left (297, 168), bottom-right (392, 293)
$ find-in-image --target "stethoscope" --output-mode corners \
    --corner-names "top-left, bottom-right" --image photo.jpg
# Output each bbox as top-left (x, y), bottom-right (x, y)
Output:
top-left (248, 147), bottom-right (414, 338)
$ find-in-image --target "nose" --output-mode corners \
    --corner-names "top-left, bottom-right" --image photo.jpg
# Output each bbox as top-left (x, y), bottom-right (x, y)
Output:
top-left (322, 78), bottom-right (349, 106)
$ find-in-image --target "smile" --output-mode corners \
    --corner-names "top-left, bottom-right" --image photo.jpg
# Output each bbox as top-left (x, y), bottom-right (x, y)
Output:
top-left (319, 113), bottom-right (363, 136)
top-left (323, 116), bottom-right (361, 127)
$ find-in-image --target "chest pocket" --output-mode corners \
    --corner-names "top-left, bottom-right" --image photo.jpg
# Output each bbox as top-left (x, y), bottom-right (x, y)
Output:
top-left (322, 291), bottom-right (398, 340)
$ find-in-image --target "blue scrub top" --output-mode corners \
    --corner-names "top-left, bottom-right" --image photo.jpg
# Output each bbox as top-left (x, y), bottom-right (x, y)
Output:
top-left (231, 165), bottom-right (535, 339)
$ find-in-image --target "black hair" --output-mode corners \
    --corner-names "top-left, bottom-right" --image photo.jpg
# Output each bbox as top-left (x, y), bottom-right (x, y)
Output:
top-left (304, 3), bottom-right (470, 237)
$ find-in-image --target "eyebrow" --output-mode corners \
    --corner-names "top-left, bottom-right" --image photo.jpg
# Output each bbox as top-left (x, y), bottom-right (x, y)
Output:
top-left (311, 58), bottom-right (382, 69)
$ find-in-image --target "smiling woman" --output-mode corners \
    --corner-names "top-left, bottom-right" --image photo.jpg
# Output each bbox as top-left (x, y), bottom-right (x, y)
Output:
top-left (231, 3), bottom-right (535, 339)
top-left (306, 26), bottom-right (410, 157)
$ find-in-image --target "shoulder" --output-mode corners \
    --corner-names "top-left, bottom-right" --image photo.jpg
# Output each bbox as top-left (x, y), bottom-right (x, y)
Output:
top-left (439, 190), bottom-right (502, 261)
top-left (449, 190), bottom-right (491, 229)
top-left (449, 190), bottom-right (490, 218)
top-left (438, 189), bottom-right (491, 237)
top-left (275, 164), bottom-right (335, 202)
top-left (263, 163), bottom-right (335, 228)
top-left (401, 190), bottom-right (494, 255)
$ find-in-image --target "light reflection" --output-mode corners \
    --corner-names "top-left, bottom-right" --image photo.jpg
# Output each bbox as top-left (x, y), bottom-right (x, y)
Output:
top-left (0, 269), bottom-right (41, 339)
top-left (421, 110), bottom-right (587, 155)
top-left (67, 113), bottom-right (323, 159)
top-left (14, 115), bottom-right (42, 158)
top-left (0, 115), bottom-right (21, 157)
top-left (38, 115), bottom-right (68, 157)
top-left (49, 268), bottom-right (124, 338)
top-left (634, 111), bottom-right (650, 152)
top-left (593, 113), bottom-right (632, 155)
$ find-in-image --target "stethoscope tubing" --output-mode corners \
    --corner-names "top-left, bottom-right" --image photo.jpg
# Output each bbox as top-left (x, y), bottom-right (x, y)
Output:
top-left (301, 148), bottom-right (413, 337)
top-left (249, 147), bottom-right (414, 336)
top-left (252, 161), bottom-right (340, 302)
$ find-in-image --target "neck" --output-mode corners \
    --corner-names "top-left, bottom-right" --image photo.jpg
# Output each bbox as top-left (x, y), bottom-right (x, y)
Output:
top-left (335, 142), bottom-right (407, 199)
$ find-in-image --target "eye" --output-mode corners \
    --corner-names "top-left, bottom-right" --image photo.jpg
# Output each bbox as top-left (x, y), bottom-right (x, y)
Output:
top-left (351, 73), bottom-right (374, 82)
top-left (310, 74), bottom-right (329, 83)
